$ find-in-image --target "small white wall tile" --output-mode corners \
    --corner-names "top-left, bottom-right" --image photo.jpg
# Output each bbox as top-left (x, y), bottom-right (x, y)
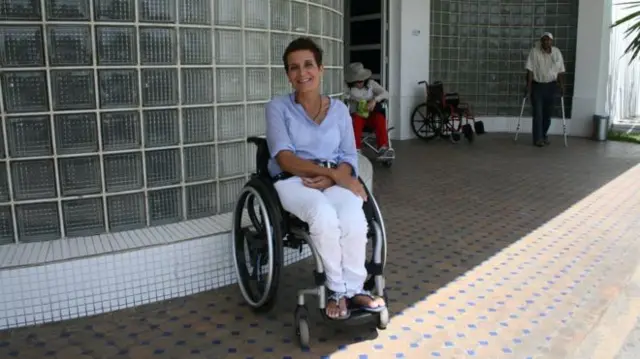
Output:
top-left (0, 229), bottom-right (311, 330)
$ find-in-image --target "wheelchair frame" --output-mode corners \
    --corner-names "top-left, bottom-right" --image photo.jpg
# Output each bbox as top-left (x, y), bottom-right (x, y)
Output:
top-left (411, 81), bottom-right (477, 143)
top-left (231, 137), bottom-right (390, 349)
top-left (345, 99), bottom-right (396, 168)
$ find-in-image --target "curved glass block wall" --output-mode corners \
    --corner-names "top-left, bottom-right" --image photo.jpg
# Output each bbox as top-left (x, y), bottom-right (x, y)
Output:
top-left (429, 0), bottom-right (578, 117)
top-left (0, 0), bottom-right (344, 243)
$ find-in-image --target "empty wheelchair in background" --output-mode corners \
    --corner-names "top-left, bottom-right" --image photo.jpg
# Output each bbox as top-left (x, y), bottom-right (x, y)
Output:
top-left (411, 81), bottom-right (484, 143)
top-left (231, 137), bottom-right (390, 349)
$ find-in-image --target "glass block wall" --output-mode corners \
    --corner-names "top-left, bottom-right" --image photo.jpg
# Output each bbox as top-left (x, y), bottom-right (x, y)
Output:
top-left (429, 0), bottom-right (578, 117)
top-left (0, 0), bottom-right (344, 244)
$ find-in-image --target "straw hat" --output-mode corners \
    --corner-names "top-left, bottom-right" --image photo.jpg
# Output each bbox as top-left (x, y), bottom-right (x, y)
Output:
top-left (345, 62), bottom-right (372, 83)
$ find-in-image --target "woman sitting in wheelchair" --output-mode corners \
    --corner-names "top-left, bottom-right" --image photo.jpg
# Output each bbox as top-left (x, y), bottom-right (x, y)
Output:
top-left (344, 63), bottom-right (393, 158)
top-left (265, 37), bottom-right (386, 320)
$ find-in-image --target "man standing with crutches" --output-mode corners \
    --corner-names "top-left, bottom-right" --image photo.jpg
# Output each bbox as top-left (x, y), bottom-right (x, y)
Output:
top-left (525, 32), bottom-right (566, 147)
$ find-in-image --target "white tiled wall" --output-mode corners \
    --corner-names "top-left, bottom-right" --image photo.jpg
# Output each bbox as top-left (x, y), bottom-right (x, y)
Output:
top-left (0, 232), bottom-right (310, 330)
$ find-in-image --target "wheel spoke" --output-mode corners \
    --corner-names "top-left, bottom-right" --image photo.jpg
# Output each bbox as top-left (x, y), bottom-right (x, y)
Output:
top-left (232, 180), bottom-right (287, 311)
top-left (247, 196), bottom-right (264, 235)
top-left (255, 255), bottom-right (266, 293)
top-left (412, 103), bottom-right (447, 140)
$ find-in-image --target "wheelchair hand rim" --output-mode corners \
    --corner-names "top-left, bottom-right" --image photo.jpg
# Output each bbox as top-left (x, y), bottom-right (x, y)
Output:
top-left (231, 186), bottom-right (275, 308)
top-left (362, 182), bottom-right (388, 269)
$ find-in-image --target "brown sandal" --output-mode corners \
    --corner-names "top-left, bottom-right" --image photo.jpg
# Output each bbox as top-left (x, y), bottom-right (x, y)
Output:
top-left (326, 292), bottom-right (350, 320)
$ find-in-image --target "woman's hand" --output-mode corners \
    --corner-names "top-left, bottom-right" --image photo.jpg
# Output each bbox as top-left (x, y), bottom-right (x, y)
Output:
top-left (302, 176), bottom-right (334, 190)
top-left (367, 99), bottom-right (377, 111)
top-left (332, 171), bottom-right (368, 201)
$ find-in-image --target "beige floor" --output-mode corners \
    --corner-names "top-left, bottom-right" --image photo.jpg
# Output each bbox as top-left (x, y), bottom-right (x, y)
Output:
top-left (1, 134), bottom-right (640, 359)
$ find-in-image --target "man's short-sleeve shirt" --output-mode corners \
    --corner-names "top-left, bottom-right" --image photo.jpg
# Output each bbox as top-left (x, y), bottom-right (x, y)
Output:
top-left (525, 45), bottom-right (566, 83)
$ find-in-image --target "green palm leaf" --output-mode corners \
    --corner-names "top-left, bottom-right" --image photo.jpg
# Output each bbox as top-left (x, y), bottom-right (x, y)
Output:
top-left (612, 1), bottom-right (640, 62)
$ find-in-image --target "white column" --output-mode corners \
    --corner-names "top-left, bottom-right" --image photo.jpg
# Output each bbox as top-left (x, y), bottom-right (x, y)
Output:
top-left (388, 0), bottom-right (431, 140)
top-left (572, 0), bottom-right (613, 137)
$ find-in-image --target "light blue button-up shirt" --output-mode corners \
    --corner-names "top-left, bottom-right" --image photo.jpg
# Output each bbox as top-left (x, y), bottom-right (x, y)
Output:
top-left (265, 93), bottom-right (358, 178)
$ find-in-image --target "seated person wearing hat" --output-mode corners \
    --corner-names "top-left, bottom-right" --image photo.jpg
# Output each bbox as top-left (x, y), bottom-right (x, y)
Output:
top-left (344, 63), bottom-right (393, 158)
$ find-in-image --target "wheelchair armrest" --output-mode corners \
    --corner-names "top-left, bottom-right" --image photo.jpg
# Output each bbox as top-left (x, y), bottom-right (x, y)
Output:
top-left (247, 136), bottom-right (270, 177)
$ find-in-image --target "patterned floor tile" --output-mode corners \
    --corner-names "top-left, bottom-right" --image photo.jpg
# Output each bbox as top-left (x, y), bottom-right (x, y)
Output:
top-left (1, 134), bottom-right (639, 359)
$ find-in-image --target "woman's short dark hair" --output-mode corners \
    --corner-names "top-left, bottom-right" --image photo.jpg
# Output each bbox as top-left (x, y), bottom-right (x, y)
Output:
top-left (282, 37), bottom-right (323, 71)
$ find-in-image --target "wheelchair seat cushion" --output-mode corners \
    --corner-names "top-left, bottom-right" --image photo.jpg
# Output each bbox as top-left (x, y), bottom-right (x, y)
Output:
top-left (362, 125), bottom-right (374, 133)
top-left (444, 93), bottom-right (460, 107)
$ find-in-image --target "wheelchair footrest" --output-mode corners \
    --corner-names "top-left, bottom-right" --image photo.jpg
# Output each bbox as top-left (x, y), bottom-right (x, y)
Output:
top-left (320, 308), bottom-right (379, 326)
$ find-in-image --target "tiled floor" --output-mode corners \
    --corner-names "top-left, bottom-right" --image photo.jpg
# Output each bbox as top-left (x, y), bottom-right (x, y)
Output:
top-left (1, 134), bottom-right (640, 359)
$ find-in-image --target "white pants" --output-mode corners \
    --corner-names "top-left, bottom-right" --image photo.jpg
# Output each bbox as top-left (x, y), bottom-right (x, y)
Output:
top-left (274, 176), bottom-right (368, 296)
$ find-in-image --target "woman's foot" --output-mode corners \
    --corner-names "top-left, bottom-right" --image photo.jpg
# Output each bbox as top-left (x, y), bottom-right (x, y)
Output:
top-left (350, 292), bottom-right (386, 312)
top-left (326, 294), bottom-right (350, 320)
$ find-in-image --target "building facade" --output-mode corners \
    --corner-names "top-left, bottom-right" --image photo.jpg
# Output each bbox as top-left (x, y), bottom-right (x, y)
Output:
top-left (0, 0), bottom-right (344, 243)
top-left (388, 0), bottom-right (611, 140)
top-left (0, 0), bottom-right (614, 329)
top-left (428, 0), bottom-right (579, 118)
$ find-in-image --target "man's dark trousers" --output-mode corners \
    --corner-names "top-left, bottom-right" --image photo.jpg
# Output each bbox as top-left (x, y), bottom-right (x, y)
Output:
top-left (531, 81), bottom-right (557, 144)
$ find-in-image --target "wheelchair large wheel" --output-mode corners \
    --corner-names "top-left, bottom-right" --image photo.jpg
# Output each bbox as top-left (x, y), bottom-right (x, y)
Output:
top-left (361, 179), bottom-right (388, 293)
top-left (232, 177), bottom-right (284, 312)
top-left (411, 103), bottom-right (442, 140)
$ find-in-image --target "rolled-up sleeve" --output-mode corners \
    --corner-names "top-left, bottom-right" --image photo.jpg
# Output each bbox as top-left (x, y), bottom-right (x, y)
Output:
top-left (336, 104), bottom-right (359, 177)
top-left (525, 48), bottom-right (534, 71)
top-left (555, 49), bottom-right (566, 73)
top-left (265, 100), bottom-right (294, 158)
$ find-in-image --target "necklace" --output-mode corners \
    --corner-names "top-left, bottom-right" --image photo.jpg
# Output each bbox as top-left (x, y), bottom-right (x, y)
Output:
top-left (311, 95), bottom-right (324, 122)
top-left (296, 93), bottom-right (325, 123)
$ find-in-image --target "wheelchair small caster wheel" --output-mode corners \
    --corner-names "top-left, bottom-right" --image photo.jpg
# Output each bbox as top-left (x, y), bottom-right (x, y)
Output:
top-left (382, 160), bottom-right (392, 168)
top-left (296, 317), bottom-right (310, 349)
top-left (294, 306), bottom-right (310, 349)
top-left (377, 307), bottom-right (390, 330)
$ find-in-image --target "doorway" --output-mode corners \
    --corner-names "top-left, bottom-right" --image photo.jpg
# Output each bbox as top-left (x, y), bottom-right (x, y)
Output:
top-left (344, 0), bottom-right (389, 88)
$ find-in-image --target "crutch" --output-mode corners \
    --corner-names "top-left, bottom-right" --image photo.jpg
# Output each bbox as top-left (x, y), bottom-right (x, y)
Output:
top-left (561, 96), bottom-right (568, 147)
top-left (513, 96), bottom-right (527, 142)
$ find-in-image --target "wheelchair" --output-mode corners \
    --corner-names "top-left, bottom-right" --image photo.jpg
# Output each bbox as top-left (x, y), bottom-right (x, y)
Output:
top-left (231, 137), bottom-right (390, 349)
top-left (346, 99), bottom-right (396, 168)
top-left (410, 81), bottom-right (484, 143)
